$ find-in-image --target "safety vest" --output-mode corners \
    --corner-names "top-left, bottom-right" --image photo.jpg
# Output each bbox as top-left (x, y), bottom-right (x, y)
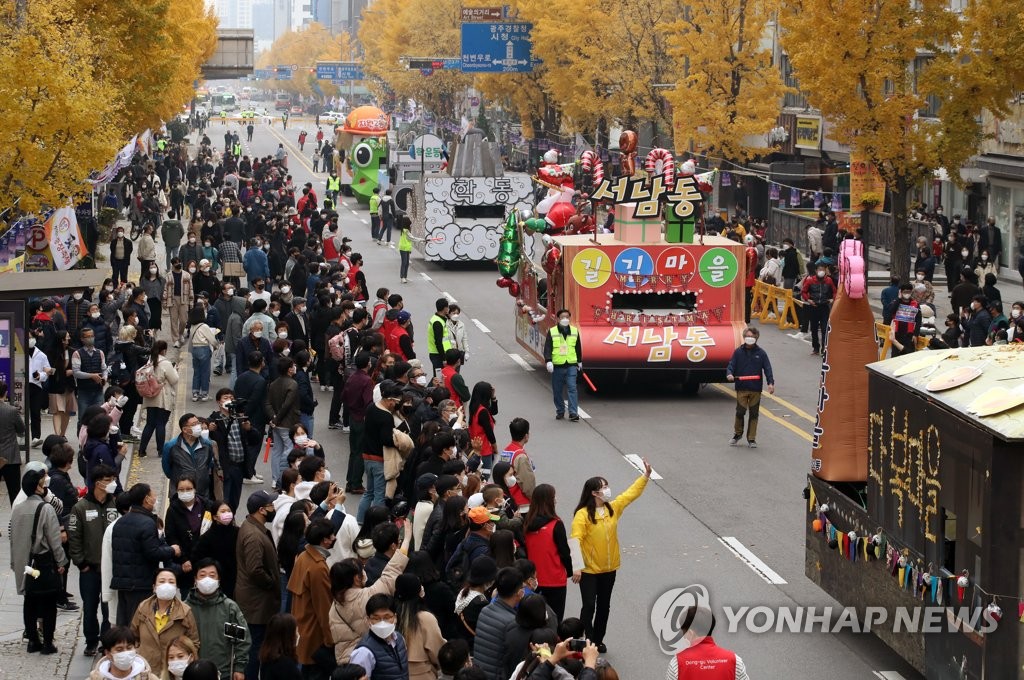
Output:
top-left (386, 326), bottom-right (409, 360)
top-left (427, 314), bottom-right (452, 356)
top-left (156, 139), bottom-right (166, 151)
top-left (674, 637), bottom-right (736, 680)
top-left (327, 176), bottom-right (340, 192)
top-left (524, 519), bottom-right (565, 588)
top-left (549, 325), bottom-right (579, 365)
top-left (323, 235), bottom-right (340, 261)
top-left (441, 365), bottom-right (460, 407)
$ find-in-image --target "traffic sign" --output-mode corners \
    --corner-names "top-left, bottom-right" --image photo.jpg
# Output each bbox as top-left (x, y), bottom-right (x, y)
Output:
top-left (337, 63), bottom-right (364, 81)
top-left (317, 61), bottom-right (364, 81)
top-left (275, 65), bottom-right (293, 80)
top-left (460, 6), bottom-right (508, 22)
top-left (405, 58), bottom-right (462, 71)
top-left (254, 68), bottom-right (275, 79)
top-left (460, 22), bottom-right (538, 73)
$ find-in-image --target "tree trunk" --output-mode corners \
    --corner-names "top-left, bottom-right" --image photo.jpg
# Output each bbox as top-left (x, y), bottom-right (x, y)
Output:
top-left (889, 176), bottom-right (911, 282)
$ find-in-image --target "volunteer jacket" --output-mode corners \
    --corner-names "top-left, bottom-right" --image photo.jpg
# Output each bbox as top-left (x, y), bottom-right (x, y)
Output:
top-left (570, 475), bottom-right (648, 574)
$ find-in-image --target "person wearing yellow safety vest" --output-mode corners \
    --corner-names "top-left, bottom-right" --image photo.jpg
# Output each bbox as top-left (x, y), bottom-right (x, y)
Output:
top-left (426, 298), bottom-right (452, 376)
top-left (543, 309), bottom-right (582, 422)
top-left (156, 138), bottom-right (167, 152)
top-left (325, 171), bottom-right (340, 204)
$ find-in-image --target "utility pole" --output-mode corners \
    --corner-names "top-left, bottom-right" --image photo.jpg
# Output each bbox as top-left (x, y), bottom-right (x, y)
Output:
top-left (15, 0), bottom-right (27, 27)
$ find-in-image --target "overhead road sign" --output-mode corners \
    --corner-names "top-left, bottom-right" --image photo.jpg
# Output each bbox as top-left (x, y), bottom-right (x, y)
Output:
top-left (460, 6), bottom-right (509, 22)
top-left (405, 58), bottom-right (462, 71)
top-left (460, 22), bottom-right (539, 73)
top-left (275, 65), bottom-right (293, 80)
top-left (317, 61), bottom-right (364, 81)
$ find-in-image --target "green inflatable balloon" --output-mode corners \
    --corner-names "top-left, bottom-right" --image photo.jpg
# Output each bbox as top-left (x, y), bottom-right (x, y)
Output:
top-left (524, 218), bottom-right (548, 234)
top-left (496, 212), bottom-right (520, 279)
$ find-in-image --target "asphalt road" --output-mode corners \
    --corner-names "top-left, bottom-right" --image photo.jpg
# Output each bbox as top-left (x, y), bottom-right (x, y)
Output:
top-left (225, 121), bottom-right (924, 680)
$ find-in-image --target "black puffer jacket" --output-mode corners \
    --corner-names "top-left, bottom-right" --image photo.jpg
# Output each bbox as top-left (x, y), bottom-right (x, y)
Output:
top-left (110, 506), bottom-right (176, 591)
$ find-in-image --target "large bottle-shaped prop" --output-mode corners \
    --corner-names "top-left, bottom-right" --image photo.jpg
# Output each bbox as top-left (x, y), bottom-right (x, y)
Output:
top-left (811, 239), bottom-right (875, 482)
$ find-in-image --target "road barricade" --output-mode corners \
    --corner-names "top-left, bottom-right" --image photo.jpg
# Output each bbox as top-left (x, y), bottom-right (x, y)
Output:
top-left (751, 280), bottom-right (800, 330)
top-left (874, 321), bottom-right (931, 359)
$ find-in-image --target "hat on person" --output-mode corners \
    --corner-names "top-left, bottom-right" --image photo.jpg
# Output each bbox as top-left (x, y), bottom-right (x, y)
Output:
top-left (467, 492), bottom-right (485, 509)
top-left (467, 506), bottom-right (499, 527)
top-left (396, 310), bottom-right (411, 324)
top-left (354, 537), bottom-right (375, 559)
top-left (467, 556), bottom-right (498, 586)
top-left (246, 489), bottom-right (278, 514)
top-left (920, 304), bottom-right (935, 319)
top-left (415, 473), bottom-right (438, 496)
top-left (379, 379), bottom-right (404, 399)
top-left (394, 573), bottom-right (422, 602)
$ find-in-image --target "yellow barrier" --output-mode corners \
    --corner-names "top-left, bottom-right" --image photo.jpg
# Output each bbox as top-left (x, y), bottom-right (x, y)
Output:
top-left (751, 280), bottom-right (800, 330)
top-left (874, 322), bottom-right (931, 359)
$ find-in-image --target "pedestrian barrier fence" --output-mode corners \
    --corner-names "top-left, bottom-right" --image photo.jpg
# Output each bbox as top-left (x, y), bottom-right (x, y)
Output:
top-left (751, 280), bottom-right (800, 330)
top-left (873, 321), bottom-right (930, 359)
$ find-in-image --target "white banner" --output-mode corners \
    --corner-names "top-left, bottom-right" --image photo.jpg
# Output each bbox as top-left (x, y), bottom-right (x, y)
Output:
top-left (45, 207), bottom-right (86, 271)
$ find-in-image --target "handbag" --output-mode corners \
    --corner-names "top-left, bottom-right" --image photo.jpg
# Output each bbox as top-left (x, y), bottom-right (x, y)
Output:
top-left (24, 503), bottom-right (61, 596)
top-left (222, 261), bottom-right (244, 277)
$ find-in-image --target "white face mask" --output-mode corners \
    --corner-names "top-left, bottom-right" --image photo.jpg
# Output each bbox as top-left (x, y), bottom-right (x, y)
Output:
top-left (816, 271), bottom-right (825, 278)
top-left (962, 250), bottom-right (970, 258)
top-left (109, 425), bottom-right (120, 436)
top-left (155, 582), bottom-right (178, 600)
top-left (28, 337), bottom-right (36, 349)
top-left (450, 314), bottom-right (460, 322)
top-left (600, 487), bottom-right (612, 502)
top-left (916, 274), bottom-right (925, 281)
top-left (167, 658), bottom-right (190, 678)
top-left (225, 288), bottom-right (234, 297)
top-left (558, 317), bottom-right (570, 327)
top-left (149, 267), bottom-right (158, 274)
top-left (294, 434), bottom-right (309, 447)
top-left (91, 311), bottom-right (101, 319)
top-left (104, 481), bottom-right (118, 494)
top-left (281, 286), bottom-right (291, 294)
top-left (188, 267), bottom-right (197, 274)
top-left (200, 428), bottom-right (210, 440)
top-left (1013, 309), bottom-right (1022, 319)
top-left (196, 577), bottom-right (219, 595)
top-left (370, 621), bottom-right (396, 638)
top-left (105, 285), bottom-right (114, 292)
top-left (278, 331), bottom-right (288, 339)
top-left (252, 331), bottom-right (263, 339)
top-left (415, 375), bottom-right (428, 387)
top-left (73, 293), bottom-right (83, 301)
top-left (112, 649), bottom-right (138, 671)
top-left (190, 425), bottom-right (203, 437)
top-left (743, 336), bottom-right (756, 345)
top-left (179, 491), bottom-right (195, 504)
top-left (322, 469), bottom-right (332, 481)
top-left (272, 310), bottom-right (280, 318)
top-left (506, 475), bottom-right (517, 487)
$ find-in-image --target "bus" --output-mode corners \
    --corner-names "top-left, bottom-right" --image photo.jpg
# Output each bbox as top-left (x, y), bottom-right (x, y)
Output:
top-left (195, 89), bottom-right (210, 106)
top-left (211, 92), bottom-right (237, 111)
top-left (275, 93), bottom-right (292, 111)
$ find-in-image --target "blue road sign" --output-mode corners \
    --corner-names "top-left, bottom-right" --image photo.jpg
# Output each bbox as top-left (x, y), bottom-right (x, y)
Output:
top-left (275, 65), bottom-right (293, 80)
top-left (337, 63), bottom-right (364, 81)
top-left (461, 22), bottom-right (537, 73)
top-left (316, 63), bottom-right (337, 80)
top-left (254, 69), bottom-right (275, 80)
top-left (318, 62), bottom-right (364, 81)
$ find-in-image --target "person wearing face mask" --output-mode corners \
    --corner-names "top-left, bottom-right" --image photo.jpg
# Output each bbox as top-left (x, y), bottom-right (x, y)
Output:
top-left (725, 327), bottom-right (775, 447)
top-left (68, 464), bottom-right (120, 655)
top-left (161, 414), bottom-right (216, 500)
top-left (779, 237), bottom-right (800, 288)
top-left (10, 467), bottom-right (68, 654)
top-left (950, 266), bottom-right (981, 316)
top-left (974, 247), bottom-right (998, 283)
top-left (64, 289), bottom-right (93, 345)
top-left (570, 459), bottom-right (652, 654)
top-left (243, 298), bottom-right (278, 342)
top-left (163, 474), bottom-right (211, 595)
top-left (81, 302), bottom-right (114, 357)
top-left (943, 233), bottom-right (965, 293)
top-left (110, 226), bottom-right (135, 287)
top-left (27, 330), bottom-right (55, 447)
top-left (185, 559), bottom-right (251, 680)
top-left (244, 238), bottom-right (271, 289)
top-left (959, 294), bottom-right (993, 347)
top-left (179, 235), bottom-right (204, 275)
top-left (1008, 302), bottom-right (1024, 343)
top-left (266, 357), bottom-right (302, 488)
top-left (129, 569), bottom-right (200, 676)
top-left (162, 636), bottom-right (200, 680)
top-left (193, 259), bottom-right (221, 304)
top-left (664, 605), bottom-right (749, 680)
top-left (192, 502), bottom-right (241, 599)
top-left (110, 483), bottom-right (182, 625)
top-left (440, 350), bottom-right (470, 408)
top-left (136, 223), bottom-right (158, 280)
top-left (237, 490), bottom-right (282, 680)
top-left (426, 298), bottom-right (452, 376)
top-left (235, 324), bottom-right (274, 388)
top-left (444, 304), bottom-right (469, 364)
top-left (912, 269), bottom-right (935, 307)
top-left (88, 626), bottom-right (160, 680)
top-left (164, 257), bottom-right (195, 348)
top-left (286, 519), bottom-right (339, 678)
top-left (470, 566), bottom-right (529, 679)
top-left (884, 283), bottom-right (922, 357)
top-left (161, 213), bottom-right (186, 271)
top-left (73, 326), bottom-right (109, 428)
top-left (544, 309), bottom-right (582, 422)
top-left (800, 265), bottom-right (836, 356)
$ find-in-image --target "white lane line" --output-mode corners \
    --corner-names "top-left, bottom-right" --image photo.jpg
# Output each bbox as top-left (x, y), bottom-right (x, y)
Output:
top-left (872, 673), bottom-right (907, 680)
top-left (360, 218), bottom-right (369, 225)
top-left (564, 403), bottom-right (592, 420)
top-left (718, 537), bottom-right (787, 585)
top-left (472, 318), bottom-right (491, 333)
top-left (419, 272), bottom-right (432, 281)
top-left (442, 291), bottom-right (458, 304)
top-left (508, 353), bottom-right (534, 371)
top-left (623, 453), bottom-right (662, 479)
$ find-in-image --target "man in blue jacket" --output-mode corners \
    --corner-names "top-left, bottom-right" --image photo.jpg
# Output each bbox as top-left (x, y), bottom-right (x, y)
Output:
top-left (725, 327), bottom-right (775, 449)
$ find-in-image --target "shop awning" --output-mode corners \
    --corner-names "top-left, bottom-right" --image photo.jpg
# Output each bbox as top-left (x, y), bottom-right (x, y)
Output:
top-left (0, 268), bottom-right (108, 298)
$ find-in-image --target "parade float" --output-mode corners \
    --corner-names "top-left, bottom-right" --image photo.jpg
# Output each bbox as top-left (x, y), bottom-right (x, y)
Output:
top-left (334, 105), bottom-right (390, 203)
top-left (805, 240), bottom-right (1024, 677)
top-left (503, 133), bottom-right (741, 388)
top-left (409, 127), bottom-right (533, 262)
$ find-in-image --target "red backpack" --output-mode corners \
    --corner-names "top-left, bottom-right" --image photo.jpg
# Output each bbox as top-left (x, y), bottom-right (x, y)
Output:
top-left (135, 359), bottom-right (163, 399)
top-left (328, 332), bottom-right (346, 362)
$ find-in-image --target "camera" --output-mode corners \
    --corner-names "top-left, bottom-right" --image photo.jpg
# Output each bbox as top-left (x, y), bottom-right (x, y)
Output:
top-left (226, 397), bottom-right (248, 418)
top-left (567, 638), bottom-right (588, 653)
top-left (385, 496), bottom-right (410, 521)
top-left (224, 622), bottom-right (246, 641)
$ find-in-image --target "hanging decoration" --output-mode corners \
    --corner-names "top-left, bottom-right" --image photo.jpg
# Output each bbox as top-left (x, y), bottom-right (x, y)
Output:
top-left (721, 172), bottom-right (732, 187)
top-left (770, 183), bottom-right (780, 201)
top-left (789, 187), bottom-right (801, 207)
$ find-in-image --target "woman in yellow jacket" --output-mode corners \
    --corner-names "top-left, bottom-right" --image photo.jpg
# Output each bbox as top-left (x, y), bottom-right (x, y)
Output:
top-left (570, 458), bottom-right (652, 654)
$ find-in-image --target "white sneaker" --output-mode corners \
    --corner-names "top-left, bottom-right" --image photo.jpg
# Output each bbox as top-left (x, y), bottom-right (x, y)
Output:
top-left (173, 341), bottom-right (180, 348)
top-left (131, 426), bottom-right (143, 437)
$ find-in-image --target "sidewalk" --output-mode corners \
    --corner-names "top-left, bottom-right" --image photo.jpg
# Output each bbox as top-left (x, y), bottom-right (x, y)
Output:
top-left (0, 251), bottom-right (192, 679)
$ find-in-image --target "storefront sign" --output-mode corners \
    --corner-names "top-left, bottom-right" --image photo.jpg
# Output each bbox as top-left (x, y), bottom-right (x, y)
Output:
top-left (795, 115), bottom-right (822, 150)
top-left (850, 152), bottom-right (887, 212)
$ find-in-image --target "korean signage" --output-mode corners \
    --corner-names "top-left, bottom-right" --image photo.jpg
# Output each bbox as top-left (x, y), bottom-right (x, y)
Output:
top-left (275, 65), bottom-right (293, 80)
top-left (794, 115), bottom-right (822, 150)
top-left (850, 151), bottom-right (887, 212)
top-left (461, 22), bottom-right (537, 73)
top-left (461, 6), bottom-right (508, 21)
top-left (590, 175), bottom-right (705, 220)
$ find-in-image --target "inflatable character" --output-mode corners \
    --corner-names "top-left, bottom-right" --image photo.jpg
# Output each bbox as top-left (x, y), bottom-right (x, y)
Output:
top-left (579, 150), bottom-right (605, 193)
top-left (337, 105), bottom-right (390, 205)
top-left (347, 137), bottom-right (385, 205)
top-left (619, 130), bottom-right (638, 176)
top-left (811, 238), bottom-right (874, 482)
top-left (495, 211), bottom-right (522, 297)
top-left (535, 149), bottom-right (576, 215)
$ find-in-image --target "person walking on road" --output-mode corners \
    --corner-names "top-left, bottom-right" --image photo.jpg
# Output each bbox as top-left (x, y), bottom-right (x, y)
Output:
top-left (139, 341), bottom-right (178, 459)
top-left (265, 357), bottom-right (301, 488)
top-left (725, 327), bottom-right (775, 448)
top-left (164, 258), bottom-right (194, 348)
top-left (800, 263), bottom-right (836, 356)
top-left (237, 489), bottom-right (281, 680)
top-left (369, 188), bottom-right (382, 244)
top-left (544, 309), bottom-right (582, 422)
top-left (110, 225), bottom-right (134, 287)
top-left (570, 459), bottom-right (652, 654)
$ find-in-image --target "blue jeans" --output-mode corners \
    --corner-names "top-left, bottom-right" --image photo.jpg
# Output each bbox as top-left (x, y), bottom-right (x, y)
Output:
top-left (245, 623), bottom-right (266, 680)
top-left (140, 407), bottom-right (171, 457)
top-left (76, 388), bottom-right (104, 429)
top-left (222, 463), bottom-right (243, 513)
top-left (300, 413), bottom-right (314, 438)
top-left (271, 426), bottom-right (292, 487)
top-left (357, 459), bottom-right (385, 523)
top-left (551, 364), bottom-right (579, 416)
top-left (191, 345), bottom-right (212, 395)
top-left (79, 568), bottom-right (109, 646)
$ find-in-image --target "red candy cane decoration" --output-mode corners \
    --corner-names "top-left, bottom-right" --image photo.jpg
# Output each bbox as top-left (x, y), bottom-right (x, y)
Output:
top-left (580, 150), bottom-right (604, 185)
top-left (645, 148), bottom-right (676, 187)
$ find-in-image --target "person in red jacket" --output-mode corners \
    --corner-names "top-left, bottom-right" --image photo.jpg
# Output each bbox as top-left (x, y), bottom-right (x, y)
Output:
top-left (440, 349), bottom-right (470, 407)
top-left (385, 311), bottom-right (415, 361)
top-left (800, 263), bottom-right (836, 356)
top-left (666, 605), bottom-right (749, 679)
top-left (523, 484), bottom-right (573, 623)
top-left (743, 235), bottom-right (758, 323)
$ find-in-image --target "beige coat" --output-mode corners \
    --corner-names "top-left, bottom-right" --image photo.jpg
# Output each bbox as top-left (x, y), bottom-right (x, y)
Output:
top-left (406, 610), bottom-right (445, 680)
top-left (329, 550), bottom-right (409, 663)
top-left (137, 234), bottom-right (157, 262)
top-left (142, 355), bottom-right (178, 412)
top-left (129, 595), bottom-right (200, 677)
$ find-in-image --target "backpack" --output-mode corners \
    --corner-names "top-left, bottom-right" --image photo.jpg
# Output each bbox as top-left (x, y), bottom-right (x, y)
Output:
top-left (445, 540), bottom-right (473, 588)
top-left (135, 359), bottom-right (163, 399)
top-left (107, 349), bottom-right (132, 387)
top-left (328, 330), bottom-right (346, 361)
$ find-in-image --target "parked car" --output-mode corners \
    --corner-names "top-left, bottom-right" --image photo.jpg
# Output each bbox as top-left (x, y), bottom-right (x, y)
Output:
top-left (290, 105), bottom-right (303, 115)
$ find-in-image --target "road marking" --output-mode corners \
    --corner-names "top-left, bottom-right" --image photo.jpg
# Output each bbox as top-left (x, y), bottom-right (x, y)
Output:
top-left (718, 537), bottom-right (787, 585)
top-left (565, 404), bottom-right (591, 419)
top-left (472, 318), bottom-right (491, 333)
top-left (442, 291), bottom-right (458, 304)
top-left (623, 453), bottom-right (662, 479)
top-left (360, 218), bottom-right (369, 225)
top-left (419, 272), bottom-right (432, 281)
top-left (872, 673), bottom-right (907, 680)
top-left (508, 353), bottom-right (534, 371)
top-left (709, 384), bottom-right (813, 442)
top-left (787, 332), bottom-right (811, 344)
top-left (766, 391), bottom-right (816, 424)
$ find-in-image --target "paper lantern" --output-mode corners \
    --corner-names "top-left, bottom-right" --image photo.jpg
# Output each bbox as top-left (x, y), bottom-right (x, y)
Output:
top-left (812, 519), bottom-right (823, 532)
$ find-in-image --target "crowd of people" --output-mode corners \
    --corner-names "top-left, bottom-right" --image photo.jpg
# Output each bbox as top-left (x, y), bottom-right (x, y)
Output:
top-left (1, 134), bottom-right (707, 680)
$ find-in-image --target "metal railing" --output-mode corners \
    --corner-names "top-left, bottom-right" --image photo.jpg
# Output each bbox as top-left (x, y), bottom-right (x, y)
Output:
top-left (766, 209), bottom-right (936, 255)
